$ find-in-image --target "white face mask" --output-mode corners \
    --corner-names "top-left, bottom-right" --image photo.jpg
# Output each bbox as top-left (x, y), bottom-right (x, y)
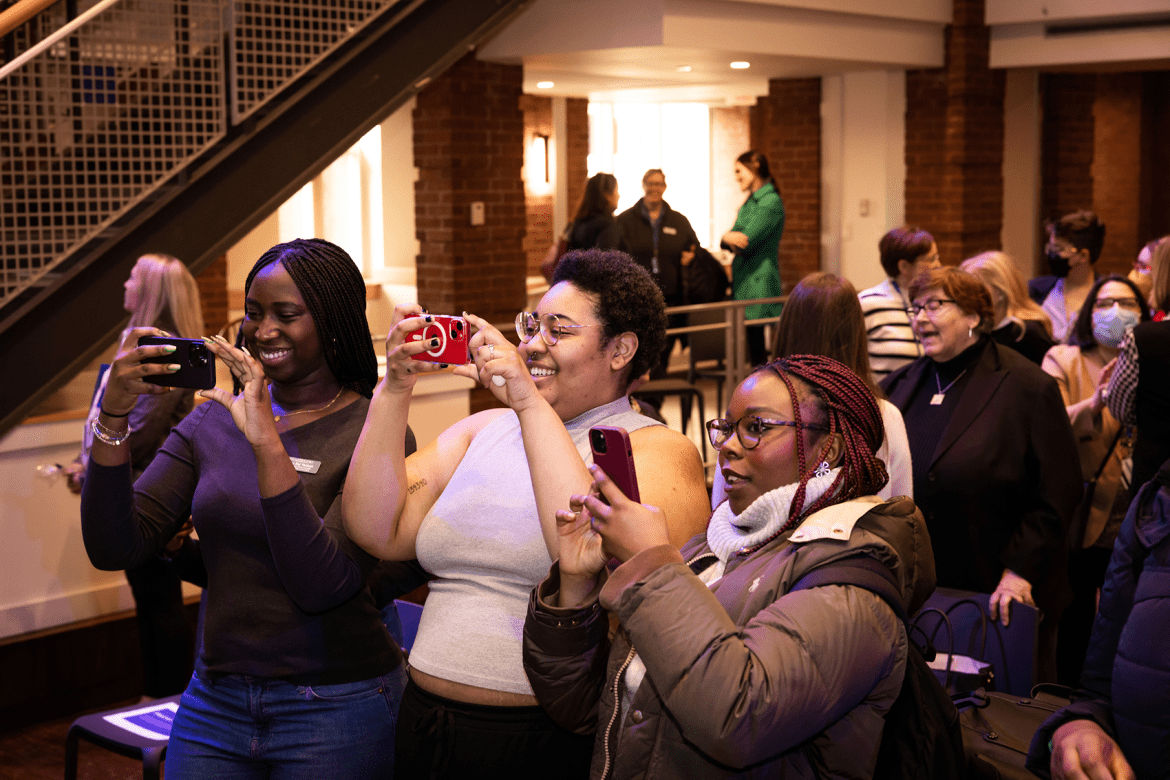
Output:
top-left (1092, 305), bottom-right (1140, 348)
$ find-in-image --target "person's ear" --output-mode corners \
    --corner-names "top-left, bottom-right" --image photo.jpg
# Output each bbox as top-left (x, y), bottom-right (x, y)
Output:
top-left (818, 432), bottom-right (845, 469)
top-left (897, 258), bottom-right (913, 279)
top-left (609, 332), bottom-right (638, 372)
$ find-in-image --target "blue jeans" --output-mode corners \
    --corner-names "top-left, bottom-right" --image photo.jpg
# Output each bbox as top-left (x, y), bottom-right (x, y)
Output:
top-left (166, 662), bottom-right (406, 779)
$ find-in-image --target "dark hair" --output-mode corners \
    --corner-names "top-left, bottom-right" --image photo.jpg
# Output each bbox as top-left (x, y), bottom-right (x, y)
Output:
top-left (735, 150), bottom-right (772, 184)
top-left (742, 354), bottom-right (888, 551)
top-left (1047, 210), bottom-right (1106, 264)
top-left (642, 168), bottom-right (665, 184)
top-left (879, 226), bottom-right (935, 278)
top-left (909, 267), bottom-right (995, 334)
top-left (1068, 274), bottom-right (1151, 351)
top-left (238, 238), bottom-right (377, 397)
top-left (574, 173), bottom-right (618, 221)
top-left (771, 272), bottom-right (879, 396)
top-left (552, 249), bottom-right (667, 388)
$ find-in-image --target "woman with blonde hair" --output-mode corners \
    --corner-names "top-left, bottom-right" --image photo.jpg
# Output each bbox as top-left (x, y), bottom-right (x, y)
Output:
top-left (68, 252), bottom-right (205, 698)
top-left (962, 250), bottom-right (1055, 363)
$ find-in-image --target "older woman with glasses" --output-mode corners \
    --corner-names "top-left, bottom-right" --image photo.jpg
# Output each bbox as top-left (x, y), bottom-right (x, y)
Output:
top-left (343, 249), bottom-right (710, 779)
top-left (882, 267), bottom-right (1081, 683)
top-left (523, 354), bottom-right (936, 778)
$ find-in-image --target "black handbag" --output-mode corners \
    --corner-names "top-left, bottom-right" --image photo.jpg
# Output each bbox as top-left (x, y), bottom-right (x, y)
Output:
top-left (916, 601), bottom-right (996, 694)
top-left (954, 685), bottom-right (1071, 780)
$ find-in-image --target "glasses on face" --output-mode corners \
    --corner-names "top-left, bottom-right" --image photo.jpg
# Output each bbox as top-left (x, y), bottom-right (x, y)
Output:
top-left (906, 298), bottom-right (957, 317)
top-left (1093, 296), bottom-right (1141, 311)
top-left (643, 180), bottom-right (666, 189)
top-left (706, 415), bottom-right (830, 451)
top-left (514, 311), bottom-right (593, 346)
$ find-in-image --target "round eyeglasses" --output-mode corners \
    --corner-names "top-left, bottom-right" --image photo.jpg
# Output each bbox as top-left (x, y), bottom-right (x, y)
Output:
top-left (514, 311), bottom-right (594, 346)
top-left (706, 414), bottom-right (830, 451)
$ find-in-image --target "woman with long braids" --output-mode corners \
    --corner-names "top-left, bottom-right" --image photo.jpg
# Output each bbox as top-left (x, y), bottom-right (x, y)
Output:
top-left (523, 354), bottom-right (937, 779)
top-left (81, 238), bottom-right (414, 779)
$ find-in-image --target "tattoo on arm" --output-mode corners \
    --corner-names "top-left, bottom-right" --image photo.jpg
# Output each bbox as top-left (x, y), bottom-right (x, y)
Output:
top-left (407, 478), bottom-right (427, 495)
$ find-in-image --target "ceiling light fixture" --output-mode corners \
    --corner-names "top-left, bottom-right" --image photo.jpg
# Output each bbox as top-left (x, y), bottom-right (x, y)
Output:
top-left (536, 81), bottom-right (555, 89)
top-left (730, 61), bottom-right (750, 70)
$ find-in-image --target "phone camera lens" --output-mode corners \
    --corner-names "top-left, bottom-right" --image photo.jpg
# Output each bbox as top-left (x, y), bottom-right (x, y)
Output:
top-left (455, 320), bottom-right (464, 332)
top-left (190, 344), bottom-right (208, 366)
top-left (590, 430), bottom-right (606, 453)
top-left (451, 326), bottom-right (460, 340)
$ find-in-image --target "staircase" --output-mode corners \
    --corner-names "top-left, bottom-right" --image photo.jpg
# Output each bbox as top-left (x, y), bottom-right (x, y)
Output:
top-left (0, 0), bottom-right (529, 438)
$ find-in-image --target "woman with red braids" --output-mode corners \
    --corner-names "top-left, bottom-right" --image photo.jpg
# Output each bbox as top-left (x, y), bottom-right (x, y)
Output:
top-left (522, 355), bottom-right (937, 779)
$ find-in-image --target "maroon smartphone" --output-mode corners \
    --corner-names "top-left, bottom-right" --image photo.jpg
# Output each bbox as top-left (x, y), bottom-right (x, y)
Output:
top-left (589, 425), bottom-right (641, 504)
top-left (407, 315), bottom-right (470, 364)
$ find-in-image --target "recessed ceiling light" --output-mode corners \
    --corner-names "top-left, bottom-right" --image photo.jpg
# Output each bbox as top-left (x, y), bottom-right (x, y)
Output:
top-left (536, 81), bottom-right (554, 89)
top-left (676, 65), bottom-right (692, 73)
top-left (730, 61), bottom-right (750, 70)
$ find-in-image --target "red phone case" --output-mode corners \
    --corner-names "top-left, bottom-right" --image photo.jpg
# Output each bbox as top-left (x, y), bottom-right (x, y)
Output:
top-left (407, 315), bottom-right (470, 364)
top-left (589, 425), bottom-right (641, 504)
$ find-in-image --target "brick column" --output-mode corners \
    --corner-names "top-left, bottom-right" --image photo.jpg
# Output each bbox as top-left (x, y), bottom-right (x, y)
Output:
top-left (195, 254), bottom-right (228, 336)
top-left (752, 78), bottom-right (821, 291)
top-left (521, 94), bottom-right (554, 278)
top-left (1092, 73), bottom-right (1144, 275)
top-left (565, 97), bottom-right (589, 223)
top-left (905, 0), bottom-right (1005, 266)
top-left (414, 52), bottom-right (526, 412)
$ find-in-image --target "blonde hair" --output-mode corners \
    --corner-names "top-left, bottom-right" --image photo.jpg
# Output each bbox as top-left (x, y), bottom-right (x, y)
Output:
top-left (1150, 236), bottom-right (1170, 313)
top-left (125, 253), bottom-right (205, 339)
top-left (960, 251), bottom-right (1053, 339)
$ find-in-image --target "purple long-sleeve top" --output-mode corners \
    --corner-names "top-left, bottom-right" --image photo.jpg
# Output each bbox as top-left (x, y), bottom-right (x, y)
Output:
top-left (81, 397), bottom-right (402, 684)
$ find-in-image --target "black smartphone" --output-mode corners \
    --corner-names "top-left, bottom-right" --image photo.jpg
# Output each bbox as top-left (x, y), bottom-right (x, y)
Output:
top-left (589, 425), bottom-right (640, 504)
top-left (139, 336), bottom-right (217, 390)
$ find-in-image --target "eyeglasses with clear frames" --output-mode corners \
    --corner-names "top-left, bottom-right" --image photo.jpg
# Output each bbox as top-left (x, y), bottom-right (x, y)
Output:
top-left (514, 311), bottom-right (594, 346)
top-left (706, 415), bottom-right (830, 451)
top-left (906, 298), bottom-right (957, 317)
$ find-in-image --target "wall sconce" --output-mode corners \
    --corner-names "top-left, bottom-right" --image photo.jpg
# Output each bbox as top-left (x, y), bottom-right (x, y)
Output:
top-left (532, 133), bottom-right (550, 183)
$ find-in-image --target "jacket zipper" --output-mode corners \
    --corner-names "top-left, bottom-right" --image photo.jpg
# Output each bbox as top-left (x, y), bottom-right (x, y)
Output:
top-left (601, 646), bottom-right (637, 780)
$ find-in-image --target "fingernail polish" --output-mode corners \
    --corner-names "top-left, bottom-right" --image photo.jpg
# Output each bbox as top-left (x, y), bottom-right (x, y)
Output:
top-left (425, 315), bottom-right (433, 323)
top-left (164, 345), bottom-right (177, 353)
top-left (430, 338), bottom-right (440, 347)
top-left (439, 363), bottom-right (449, 369)
top-left (168, 364), bottom-right (182, 372)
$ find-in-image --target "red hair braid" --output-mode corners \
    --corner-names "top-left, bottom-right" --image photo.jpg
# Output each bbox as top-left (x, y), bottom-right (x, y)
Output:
top-left (741, 354), bottom-right (889, 551)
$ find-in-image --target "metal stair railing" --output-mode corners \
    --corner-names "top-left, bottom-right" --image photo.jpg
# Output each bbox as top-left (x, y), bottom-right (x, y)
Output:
top-left (0, 0), bottom-right (410, 314)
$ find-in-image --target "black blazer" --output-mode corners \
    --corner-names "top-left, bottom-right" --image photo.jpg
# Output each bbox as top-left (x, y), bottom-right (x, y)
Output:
top-left (881, 339), bottom-right (1081, 612)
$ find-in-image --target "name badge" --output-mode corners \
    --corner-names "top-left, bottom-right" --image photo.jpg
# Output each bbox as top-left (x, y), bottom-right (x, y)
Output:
top-left (662, 226), bottom-right (677, 235)
top-left (290, 457), bottom-right (322, 474)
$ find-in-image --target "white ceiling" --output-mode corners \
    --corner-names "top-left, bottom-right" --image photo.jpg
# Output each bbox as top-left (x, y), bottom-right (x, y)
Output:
top-left (479, 0), bottom-right (951, 103)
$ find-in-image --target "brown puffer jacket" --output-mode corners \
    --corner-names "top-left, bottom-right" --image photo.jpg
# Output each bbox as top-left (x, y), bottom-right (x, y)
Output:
top-left (523, 496), bottom-right (936, 780)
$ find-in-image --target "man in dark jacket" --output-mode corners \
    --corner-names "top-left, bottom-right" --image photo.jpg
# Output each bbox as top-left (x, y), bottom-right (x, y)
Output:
top-left (602, 169), bottom-right (700, 378)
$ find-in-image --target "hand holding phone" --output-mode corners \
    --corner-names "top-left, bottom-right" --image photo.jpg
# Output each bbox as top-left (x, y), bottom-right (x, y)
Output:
top-left (139, 336), bottom-right (217, 390)
top-left (407, 315), bottom-right (470, 365)
top-left (589, 425), bottom-right (640, 504)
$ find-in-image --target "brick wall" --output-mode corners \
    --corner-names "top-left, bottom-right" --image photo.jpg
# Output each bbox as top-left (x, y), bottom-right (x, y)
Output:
top-left (195, 254), bottom-right (228, 336)
top-left (1040, 73), bottom-right (1096, 274)
top-left (905, 0), bottom-right (1005, 266)
top-left (413, 52), bottom-right (526, 412)
top-left (753, 78), bottom-right (821, 291)
top-left (1092, 73), bottom-right (1143, 276)
top-left (566, 97), bottom-right (589, 221)
top-left (520, 94), bottom-right (554, 278)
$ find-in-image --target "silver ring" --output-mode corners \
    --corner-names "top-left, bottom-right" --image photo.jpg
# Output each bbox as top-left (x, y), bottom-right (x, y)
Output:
top-left (487, 344), bottom-right (495, 360)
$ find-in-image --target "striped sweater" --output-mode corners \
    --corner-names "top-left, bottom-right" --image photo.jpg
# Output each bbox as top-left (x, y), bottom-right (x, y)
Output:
top-left (859, 278), bottom-right (923, 381)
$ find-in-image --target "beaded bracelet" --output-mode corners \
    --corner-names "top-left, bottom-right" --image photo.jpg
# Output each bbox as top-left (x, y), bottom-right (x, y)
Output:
top-left (90, 416), bottom-right (131, 446)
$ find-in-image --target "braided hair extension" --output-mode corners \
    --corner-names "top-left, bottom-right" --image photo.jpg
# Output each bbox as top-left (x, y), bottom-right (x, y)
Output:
top-left (741, 354), bottom-right (889, 553)
top-left (237, 238), bottom-right (377, 397)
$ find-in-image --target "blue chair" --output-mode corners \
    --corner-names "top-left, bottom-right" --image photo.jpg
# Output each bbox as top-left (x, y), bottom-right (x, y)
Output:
top-left (394, 599), bottom-right (424, 654)
top-left (64, 694), bottom-right (182, 780)
top-left (915, 587), bottom-right (1039, 697)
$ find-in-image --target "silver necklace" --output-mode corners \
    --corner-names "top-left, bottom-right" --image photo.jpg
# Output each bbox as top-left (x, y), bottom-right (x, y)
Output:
top-left (271, 386), bottom-right (344, 422)
top-left (931, 369), bottom-right (967, 406)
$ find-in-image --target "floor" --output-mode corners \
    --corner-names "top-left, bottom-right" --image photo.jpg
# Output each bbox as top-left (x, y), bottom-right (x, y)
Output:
top-left (0, 702), bottom-right (145, 780)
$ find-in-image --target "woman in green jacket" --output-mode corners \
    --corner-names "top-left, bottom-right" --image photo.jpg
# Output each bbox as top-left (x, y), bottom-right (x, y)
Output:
top-left (722, 150), bottom-right (785, 366)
